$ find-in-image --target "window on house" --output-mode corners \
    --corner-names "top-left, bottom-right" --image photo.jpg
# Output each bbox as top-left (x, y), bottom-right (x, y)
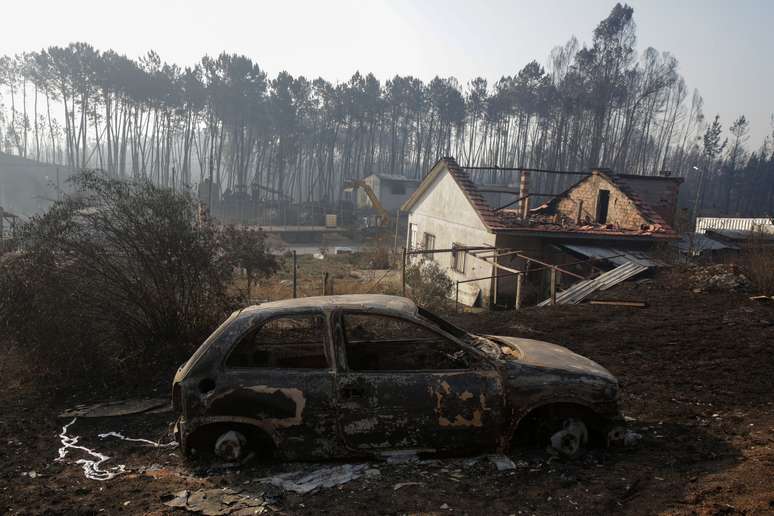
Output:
top-left (423, 232), bottom-right (436, 259)
top-left (596, 189), bottom-right (610, 224)
top-left (227, 314), bottom-right (328, 369)
top-left (390, 183), bottom-right (406, 195)
top-left (408, 223), bottom-right (418, 250)
top-left (451, 243), bottom-right (466, 273)
top-left (342, 313), bottom-right (469, 371)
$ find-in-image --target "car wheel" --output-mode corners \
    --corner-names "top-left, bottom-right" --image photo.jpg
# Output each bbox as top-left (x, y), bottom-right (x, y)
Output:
top-left (544, 417), bottom-right (588, 458)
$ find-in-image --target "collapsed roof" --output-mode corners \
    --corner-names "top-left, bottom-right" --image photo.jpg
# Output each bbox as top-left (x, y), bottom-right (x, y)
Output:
top-left (403, 157), bottom-right (682, 240)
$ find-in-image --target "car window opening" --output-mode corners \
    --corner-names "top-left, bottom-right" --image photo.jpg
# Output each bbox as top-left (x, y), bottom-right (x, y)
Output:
top-left (343, 313), bottom-right (470, 371)
top-left (227, 314), bottom-right (328, 369)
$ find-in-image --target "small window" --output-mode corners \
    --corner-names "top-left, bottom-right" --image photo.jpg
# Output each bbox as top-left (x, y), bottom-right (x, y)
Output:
top-left (390, 183), bottom-right (406, 195)
top-left (596, 189), bottom-right (610, 224)
top-left (408, 223), bottom-right (418, 250)
top-left (343, 313), bottom-right (469, 371)
top-left (423, 232), bottom-right (436, 259)
top-left (227, 314), bottom-right (328, 369)
top-left (451, 243), bottom-right (466, 273)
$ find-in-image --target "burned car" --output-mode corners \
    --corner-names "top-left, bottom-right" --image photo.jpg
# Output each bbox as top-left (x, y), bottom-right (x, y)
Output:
top-left (173, 294), bottom-right (622, 460)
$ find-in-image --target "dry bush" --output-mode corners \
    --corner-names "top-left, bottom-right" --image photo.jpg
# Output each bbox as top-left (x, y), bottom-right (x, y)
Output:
top-left (405, 258), bottom-right (454, 309)
top-left (0, 171), bottom-right (253, 385)
top-left (739, 235), bottom-right (774, 293)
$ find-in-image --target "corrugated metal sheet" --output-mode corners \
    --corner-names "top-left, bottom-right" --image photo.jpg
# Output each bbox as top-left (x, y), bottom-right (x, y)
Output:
top-left (537, 261), bottom-right (649, 306)
top-left (676, 234), bottom-right (739, 254)
top-left (559, 244), bottom-right (662, 267)
top-left (696, 217), bottom-right (774, 234)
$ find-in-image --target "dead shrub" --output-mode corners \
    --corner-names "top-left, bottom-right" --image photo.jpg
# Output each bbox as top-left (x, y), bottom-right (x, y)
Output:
top-left (0, 171), bottom-right (254, 385)
top-left (739, 234), bottom-right (774, 293)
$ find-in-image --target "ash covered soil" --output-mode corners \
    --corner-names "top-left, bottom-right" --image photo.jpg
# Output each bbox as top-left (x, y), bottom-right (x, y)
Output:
top-left (1, 267), bottom-right (773, 515)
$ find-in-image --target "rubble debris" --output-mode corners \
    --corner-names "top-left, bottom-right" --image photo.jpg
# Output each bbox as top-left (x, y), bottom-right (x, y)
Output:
top-left (163, 487), bottom-right (275, 515)
top-left (261, 463), bottom-right (369, 494)
top-left (58, 398), bottom-right (170, 418)
top-left (98, 431), bottom-right (176, 448)
top-left (548, 419), bottom-right (588, 457)
top-left (21, 471), bottom-right (38, 478)
top-left (214, 430), bottom-right (247, 461)
top-left (749, 295), bottom-right (774, 303)
top-left (607, 427), bottom-right (643, 447)
top-left (56, 419), bottom-right (126, 481)
top-left (382, 450), bottom-right (421, 464)
top-left (487, 454), bottom-right (517, 471)
top-left (689, 264), bottom-right (750, 292)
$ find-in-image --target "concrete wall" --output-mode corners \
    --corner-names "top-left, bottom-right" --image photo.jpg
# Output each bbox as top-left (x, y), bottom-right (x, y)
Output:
top-left (406, 169), bottom-right (496, 306)
top-left (554, 173), bottom-right (648, 229)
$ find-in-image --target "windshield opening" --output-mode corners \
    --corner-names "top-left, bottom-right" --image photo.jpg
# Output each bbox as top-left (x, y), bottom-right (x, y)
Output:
top-left (417, 307), bottom-right (470, 339)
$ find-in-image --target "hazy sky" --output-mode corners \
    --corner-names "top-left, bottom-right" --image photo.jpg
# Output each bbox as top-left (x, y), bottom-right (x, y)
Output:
top-left (3, 0), bottom-right (773, 144)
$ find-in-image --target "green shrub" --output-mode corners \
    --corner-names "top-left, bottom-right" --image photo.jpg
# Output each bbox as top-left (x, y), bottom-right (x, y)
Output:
top-left (405, 258), bottom-right (454, 308)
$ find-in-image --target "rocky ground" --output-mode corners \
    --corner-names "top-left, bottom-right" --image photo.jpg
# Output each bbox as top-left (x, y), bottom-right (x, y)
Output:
top-left (1, 266), bottom-right (773, 515)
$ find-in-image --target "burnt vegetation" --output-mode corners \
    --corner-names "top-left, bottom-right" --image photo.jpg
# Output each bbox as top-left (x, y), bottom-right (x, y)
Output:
top-left (0, 4), bottom-right (772, 218)
top-left (0, 171), bottom-right (277, 383)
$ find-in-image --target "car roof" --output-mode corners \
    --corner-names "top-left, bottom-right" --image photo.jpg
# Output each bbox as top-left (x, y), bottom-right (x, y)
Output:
top-left (241, 294), bottom-right (418, 316)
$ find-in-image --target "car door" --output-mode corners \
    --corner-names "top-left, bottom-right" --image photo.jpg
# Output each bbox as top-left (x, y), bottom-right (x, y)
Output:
top-left (208, 309), bottom-right (338, 459)
top-left (334, 310), bottom-right (504, 454)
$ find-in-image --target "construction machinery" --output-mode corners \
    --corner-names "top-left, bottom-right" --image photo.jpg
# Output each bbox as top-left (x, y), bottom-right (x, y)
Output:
top-left (343, 179), bottom-right (390, 227)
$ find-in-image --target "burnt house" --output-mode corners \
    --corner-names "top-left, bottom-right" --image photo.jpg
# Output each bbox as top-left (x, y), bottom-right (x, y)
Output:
top-left (402, 157), bottom-right (682, 307)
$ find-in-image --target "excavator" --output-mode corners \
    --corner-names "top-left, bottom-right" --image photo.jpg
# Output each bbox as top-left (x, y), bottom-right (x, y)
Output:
top-left (343, 179), bottom-right (391, 228)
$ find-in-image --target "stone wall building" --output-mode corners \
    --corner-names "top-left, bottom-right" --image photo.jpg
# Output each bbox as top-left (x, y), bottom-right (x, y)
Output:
top-left (402, 158), bottom-right (682, 307)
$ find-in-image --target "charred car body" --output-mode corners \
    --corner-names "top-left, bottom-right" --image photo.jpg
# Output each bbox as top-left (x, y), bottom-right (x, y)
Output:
top-left (173, 295), bottom-right (622, 460)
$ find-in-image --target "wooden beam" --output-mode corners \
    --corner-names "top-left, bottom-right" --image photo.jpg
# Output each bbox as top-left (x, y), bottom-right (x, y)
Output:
top-left (516, 253), bottom-right (585, 280)
top-left (589, 300), bottom-right (647, 307)
top-left (515, 273), bottom-right (523, 310)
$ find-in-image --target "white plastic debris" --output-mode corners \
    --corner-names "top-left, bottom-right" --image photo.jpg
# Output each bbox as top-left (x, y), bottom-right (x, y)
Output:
top-left (487, 454), bottom-right (517, 471)
top-left (261, 464), bottom-right (368, 494)
top-left (56, 418), bottom-right (126, 481)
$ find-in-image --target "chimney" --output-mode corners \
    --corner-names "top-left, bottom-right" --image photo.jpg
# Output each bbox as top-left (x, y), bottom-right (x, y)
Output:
top-left (518, 170), bottom-right (530, 219)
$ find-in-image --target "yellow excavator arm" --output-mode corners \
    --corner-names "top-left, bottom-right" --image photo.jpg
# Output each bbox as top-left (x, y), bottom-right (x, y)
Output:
top-left (344, 179), bottom-right (391, 226)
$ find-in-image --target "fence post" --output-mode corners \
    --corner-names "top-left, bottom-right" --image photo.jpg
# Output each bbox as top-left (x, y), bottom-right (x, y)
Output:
top-left (456, 281), bottom-right (460, 313)
top-left (292, 250), bottom-right (297, 298)
top-left (515, 273), bottom-right (523, 311)
top-left (550, 267), bottom-right (557, 305)
top-left (394, 209), bottom-right (400, 252)
top-left (322, 272), bottom-right (329, 296)
top-left (401, 247), bottom-right (407, 297)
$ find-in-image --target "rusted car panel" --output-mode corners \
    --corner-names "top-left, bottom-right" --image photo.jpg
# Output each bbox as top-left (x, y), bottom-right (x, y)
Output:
top-left (173, 294), bottom-right (621, 460)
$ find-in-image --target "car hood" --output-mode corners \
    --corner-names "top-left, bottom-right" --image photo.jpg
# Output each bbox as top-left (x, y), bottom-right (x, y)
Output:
top-left (486, 335), bottom-right (616, 382)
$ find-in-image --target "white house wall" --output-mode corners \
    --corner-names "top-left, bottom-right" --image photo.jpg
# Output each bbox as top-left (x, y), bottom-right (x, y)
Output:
top-left (406, 169), bottom-right (496, 306)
